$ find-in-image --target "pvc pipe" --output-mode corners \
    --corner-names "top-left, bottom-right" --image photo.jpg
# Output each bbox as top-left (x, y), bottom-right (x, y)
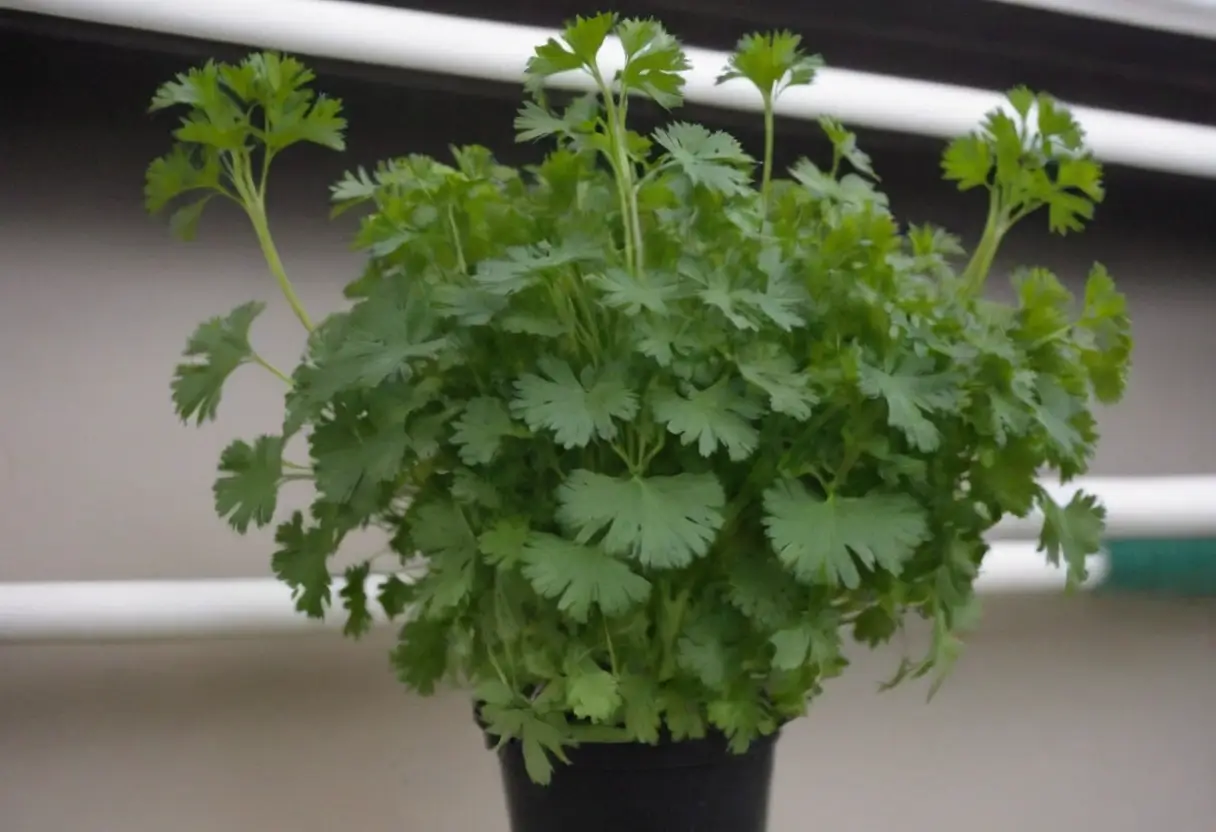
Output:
top-left (982, 0), bottom-right (1216, 41)
top-left (0, 574), bottom-right (399, 643)
top-left (9, 0), bottom-right (1216, 179)
top-left (990, 475), bottom-right (1216, 539)
top-left (0, 544), bottom-right (1102, 643)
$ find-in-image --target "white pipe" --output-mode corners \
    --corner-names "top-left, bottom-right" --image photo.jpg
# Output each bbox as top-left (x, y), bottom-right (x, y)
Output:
top-left (9, 0), bottom-right (1216, 179)
top-left (0, 544), bottom-right (1104, 643)
top-left (982, 0), bottom-right (1216, 42)
top-left (0, 574), bottom-right (398, 643)
top-left (991, 475), bottom-right (1216, 539)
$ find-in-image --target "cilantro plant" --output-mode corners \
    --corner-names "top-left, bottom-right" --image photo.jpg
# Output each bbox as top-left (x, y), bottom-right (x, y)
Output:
top-left (148, 15), bottom-right (1131, 785)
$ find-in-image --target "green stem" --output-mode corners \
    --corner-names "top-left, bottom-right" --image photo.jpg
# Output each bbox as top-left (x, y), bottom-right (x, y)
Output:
top-left (658, 584), bottom-right (691, 681)
top-left (251, 352), bottom-right (293, 385)
top-left (247, 204), bottom-right (315, 332)
top-left (446, 207), bottom-right (467, 274)
top-left (961, 194), bottom-right (1006, 294)
top-left (594, 70), bottom-right (641, 276)
top-left (761, 90), bottom-right (775, 212)
top-left (230, 154), bottom-right (314, 333)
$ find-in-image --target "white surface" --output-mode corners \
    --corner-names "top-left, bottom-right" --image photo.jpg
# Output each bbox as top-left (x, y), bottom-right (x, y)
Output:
top-left (983, 0), bottom-right (1216, 40)
top-left (8, 0), bottom-right (1216, 179)
top-left (0, 545), bottom-right (1107, 642)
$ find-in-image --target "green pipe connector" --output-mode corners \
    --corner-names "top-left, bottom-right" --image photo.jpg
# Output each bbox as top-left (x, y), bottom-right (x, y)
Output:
top-left (1101, 538), bottom-right (1216, 596)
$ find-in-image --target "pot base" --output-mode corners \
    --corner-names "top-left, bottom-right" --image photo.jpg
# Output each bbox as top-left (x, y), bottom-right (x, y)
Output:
top-left (494, 729), bottom-right (780, 832)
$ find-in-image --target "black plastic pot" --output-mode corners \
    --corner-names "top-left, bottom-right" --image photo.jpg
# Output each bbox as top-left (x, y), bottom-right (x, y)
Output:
top-left (490, 727), bottom-right (781, 832)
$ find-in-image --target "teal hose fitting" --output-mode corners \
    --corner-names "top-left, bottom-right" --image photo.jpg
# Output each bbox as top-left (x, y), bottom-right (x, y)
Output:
top-left (1100, 539), bottom-right (1216, 596)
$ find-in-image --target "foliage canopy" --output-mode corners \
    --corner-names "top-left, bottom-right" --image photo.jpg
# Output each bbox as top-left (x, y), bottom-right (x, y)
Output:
top-left (147, 16), bottom-right (1131, 784)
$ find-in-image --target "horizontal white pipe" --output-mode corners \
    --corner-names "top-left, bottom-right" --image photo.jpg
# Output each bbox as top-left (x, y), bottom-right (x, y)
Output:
top-left (991, 475), bottom-right (1216, 539)
top-left (9, 0), bottom-right (1216, 179)
top-left (982, 0), bottom-right (1216, 41)
top-left (0, 573), bottom-right (396, 643)
top-left (0, 544), bottom-right (1101, 643)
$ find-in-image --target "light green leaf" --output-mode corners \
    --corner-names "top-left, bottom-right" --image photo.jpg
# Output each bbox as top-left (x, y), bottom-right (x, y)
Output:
top-left (565, 664), bottom-right (621, 722)
top-left (390, 616), bottom-right (451, 695)
top-left (1037, 489), bottom-right (1105, 589)
top-left (520, 533), bottom-right (652, 621)
top-left (213, 434), bottom-right (284, 532)
top-left (306, 278), bottom-right (450, 398)
top-left (858, 356), bottom-right (966, 453)
top-left (271, 512), bottom-right (336, 618)
top-left (660, 689), bottom-right (707, 741)
top-left (171, 301), bottom-right (265, 425)
top-left (716, 30), bottom-right (822, 96)
top-left (707, 696), bottom-right (776, 753)
top-left (308, 405), bottom-right (411, 507)
top-left (677, 618), bottom-right (729, 690)
top-left (556, 470), bottom-right (726, 568)
top-left (512, 357), bottom-right (639, 448)
top-left (410, 501), bottom-right (478, 614)
top-left (478, 518), bottom-right (531, 567)
top-left (735, 345), bottom-right (818, 420)
top-left (452, 397), bottom-right (521, 465)
top-left (590, 267), bottom-right (679, 314)
top-left (769, 626), bottom-right (812, 670)
top-left (619, 674), bottom-right (661, 744)
top-left (762, 479), bottom-right (929, 588)
top-left (653, 122), bottom-right (754, 196)
top-left (651, 380), bottom-right (761, 461)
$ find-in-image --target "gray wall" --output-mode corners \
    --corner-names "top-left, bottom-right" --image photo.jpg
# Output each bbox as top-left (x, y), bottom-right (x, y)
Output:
top-left (2, 35), bottom-right (1215, 832)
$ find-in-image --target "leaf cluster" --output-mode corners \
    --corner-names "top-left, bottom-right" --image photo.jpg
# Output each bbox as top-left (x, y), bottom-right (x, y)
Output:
top-left (148, 15), bottom-right (1131, 785)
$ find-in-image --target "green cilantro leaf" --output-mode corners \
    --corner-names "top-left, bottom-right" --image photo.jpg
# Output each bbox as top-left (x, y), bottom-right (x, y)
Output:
top-left (171, 301), bottom-right (265, 424)
top-left (520, 533), bottom-right (652, 621)
top-left (589, 267), bottom-right (679, 314)
top-left (306, 279), bottom-right (450, 398)
top-left (514, 94), bottom-right (598, 144)
top-left (716, 31), bottom-right (823, 99)
top-left (451, 397), bottom-right (522, 465)
top-left (339, 562), bottom-right (374, 638)
top-left (409, 501), bottom-right (478, 614)
top-left (651, 380), bottom-right (761, 461)
top-left (376, 574), bottom-right (415, 620)
top-left (213, 435), bottom-right (284, 532)
top-left (478, 518), bottom-right (532, 567)
top-left (770, 617), bottom-right (839, 670)
top-left (144, 145), bottom-right (223, 218)
top-left (707, 697), bottom-right (777, 754)
top-left (618, 674), bottom-right (662, 744)
top-left (512, 357), bottom-right (639, 448)
top-left (308, 397), bottom-right (418, 508)
top-left (1037, 489), bottom-right (1106, 589)
top-left (660, 690), bottom-right (707, 741)
top-left (1076, 263), bottom-right (1133, 403)
top-left (556, 470), bottom-right (726, 568)
top-left (616, 19), bottom-right (690, 109)
top-left (271, 512), bottom-right (336, 618)
top-left (677, 628), bottom-right (728, 690)
top-left (653, 123), bottom-right (754, 196)
top-left (762, 480), bottom-right (929, 588)
top-left (565, 663), bottom-right (622, 722)
top-left (857, 356), bottom-right (966, 452)
top-left (735, 345), bottom-right (818, 420)
top-left (818, 116), bottom-right (877, 179)
top-left (390, 616), bottom-right (451, 695)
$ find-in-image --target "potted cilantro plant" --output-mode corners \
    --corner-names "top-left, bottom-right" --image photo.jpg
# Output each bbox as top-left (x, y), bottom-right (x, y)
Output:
top-left (147, 14), bottom-right (1130, 832)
